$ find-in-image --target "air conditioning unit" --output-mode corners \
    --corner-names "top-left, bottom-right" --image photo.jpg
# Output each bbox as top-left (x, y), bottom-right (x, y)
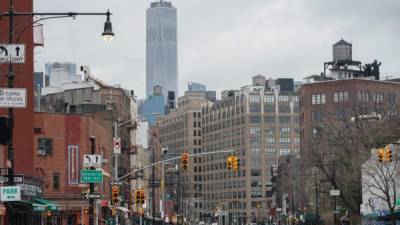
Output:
top-left (102, 158), bottom-right (108, 164)
top-left (38, 149), bottom-right (46, 156)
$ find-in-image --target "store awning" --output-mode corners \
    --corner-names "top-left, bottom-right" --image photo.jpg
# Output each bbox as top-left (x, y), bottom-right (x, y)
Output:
top-left (14, 200), bottom-right (47, 212)
top-left (32, 197), bottom-right (58, 211)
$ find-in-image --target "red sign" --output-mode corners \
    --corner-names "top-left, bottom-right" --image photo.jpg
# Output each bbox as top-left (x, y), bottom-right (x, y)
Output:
top-left (113, 138), bottom-right (121, 154)
top-left (68, 145), bottom-right (79, 184)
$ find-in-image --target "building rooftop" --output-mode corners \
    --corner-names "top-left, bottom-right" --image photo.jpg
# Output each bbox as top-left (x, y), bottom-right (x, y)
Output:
top-left (333, 39), bottom-right (352, 46)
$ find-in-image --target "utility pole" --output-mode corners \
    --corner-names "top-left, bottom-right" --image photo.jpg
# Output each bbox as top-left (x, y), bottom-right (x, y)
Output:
top-left (152, 146), bottom-right (156, 225)
top-left (332, 162), bottom-right (336, 225)
top-left (89, 137), bottom-right (96, 225)
top-left (314, 170), bottom-right (319, 224)
top-left (113, 121), bottom-right (119, 225)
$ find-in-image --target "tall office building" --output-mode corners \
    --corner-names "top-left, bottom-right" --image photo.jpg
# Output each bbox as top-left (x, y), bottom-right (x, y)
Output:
top-left (146, 1), bottom-right (178, 99)
top-left (201, 76), bottom-right (300, 225)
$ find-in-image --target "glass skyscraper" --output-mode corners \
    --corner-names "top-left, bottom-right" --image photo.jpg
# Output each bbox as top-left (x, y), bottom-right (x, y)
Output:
top-left (146, 1), bottom-right (178, 99)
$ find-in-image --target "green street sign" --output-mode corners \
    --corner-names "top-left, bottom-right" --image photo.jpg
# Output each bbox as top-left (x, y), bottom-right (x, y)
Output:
top-left (80, 170), bottom-right (103, 183)
top-left (396, 198), bottom-right (400, 206)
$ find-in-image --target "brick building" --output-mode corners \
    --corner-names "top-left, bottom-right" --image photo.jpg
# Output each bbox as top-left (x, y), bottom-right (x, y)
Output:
top-left (299, 79), bottom-right (400, 223)
top-left (34, 112), bottom-right (113, 225)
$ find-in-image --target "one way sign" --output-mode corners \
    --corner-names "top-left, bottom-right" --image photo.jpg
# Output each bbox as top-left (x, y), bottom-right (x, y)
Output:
top-left (83, 154), bottom-right (102, 168)
top-left (0, 44), bottom-right (25, 64)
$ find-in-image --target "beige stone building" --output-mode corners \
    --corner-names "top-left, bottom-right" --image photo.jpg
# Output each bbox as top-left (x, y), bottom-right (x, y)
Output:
top-left (157, 91), bottom-right (211, 223)
top-left (200, 82), bottom-right (300, 224)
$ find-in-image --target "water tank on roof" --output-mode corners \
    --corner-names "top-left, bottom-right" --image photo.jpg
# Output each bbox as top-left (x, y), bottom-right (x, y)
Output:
top-left (333, 39), bottom-right (352, 61)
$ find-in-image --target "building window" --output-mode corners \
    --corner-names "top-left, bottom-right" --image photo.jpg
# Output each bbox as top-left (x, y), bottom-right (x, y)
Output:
top-left (264, 104), bottom-right (275, 113)
top-left (280, 127), bottom-right (291, 135)
top-left (279, 148), bottom-right (291, 156)
top-left (265, 138), bottom-right (275, 144)
top-left (279, 116), bottom-right (291, 124)
top-left (312, 127), bottom-right (323, 137)
top-left (53, 172), bottom-right (60, 190)
top-left (250, 169), bottom-right (261, 176)
top-left (278, 96), bottom-right (289, 102)
top-left (265, 127), bottom-right (275, 137)
top-left (264, 95), bottom-right (275, 103)
top-left (294, 138), bottom-right (300, 144)
top-left (250, 127), bottom-right (261, 135)
top-left (358, 91), bottom-right (369, 102)
top-left (333, 91), bottom-right (349, 103)
top-left (264, 116), bottom-right (275, 124)
top-left (279, 138), bottom-right (290, 144)
top-left (278, 105), bottom-right (290, 113)
top-left (249, 104), bottom-right (261, 113)
top-left (311, 94), bottom-right (326, 105)
top-left (249, 95), bottom-right (260, 103)
top-left (38, 138), bottom-right (53, 156)
top-left (311, 111), bottom-right (324, 122)
top-left (372, 92), bottom-right (384, 103)
top-left (249, 116), bottom-right (261, 123)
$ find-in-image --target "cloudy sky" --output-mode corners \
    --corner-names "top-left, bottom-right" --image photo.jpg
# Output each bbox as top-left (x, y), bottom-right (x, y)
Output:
top-left (34, 0), bottom-right (400, 99)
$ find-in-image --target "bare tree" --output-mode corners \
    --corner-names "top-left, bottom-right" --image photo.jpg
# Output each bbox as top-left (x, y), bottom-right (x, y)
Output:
top-left (304, 99), bottom-right (400, 222)
top-left (362, 146), bottom-right (400, 225)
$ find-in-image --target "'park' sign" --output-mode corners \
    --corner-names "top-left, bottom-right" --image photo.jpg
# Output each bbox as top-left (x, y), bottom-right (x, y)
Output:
top-left (0, 186), bottom-right (21, 202)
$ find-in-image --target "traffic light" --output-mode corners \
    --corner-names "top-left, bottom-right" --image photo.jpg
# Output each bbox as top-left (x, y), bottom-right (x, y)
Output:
top-left (378, 148), bottom-right (384, 163)
top-left (134, 190), bottom-right (141, 204)
top-left (181, 153), bottom-right (189, 171)
top-left (385, 145), bottom-right (392, 162)
top-left (226, 156), bottom-right (233, 170)
top-left (112, 185), bottom-right (119, 204)
top-left (139, 189), bottom-right (146, 204)
top-left (233, 156), bottom-right (240, 171)
top-left (0, 116), bottom-right (9, 145)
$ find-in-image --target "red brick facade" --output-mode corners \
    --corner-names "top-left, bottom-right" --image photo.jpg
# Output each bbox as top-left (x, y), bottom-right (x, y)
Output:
top-left (34, 112), bottom-right (113, 224)
top-left (0, 0), bottom-right (35, 176)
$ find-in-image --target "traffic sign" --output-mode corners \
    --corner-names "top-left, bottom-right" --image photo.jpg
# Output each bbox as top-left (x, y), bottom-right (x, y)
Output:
top-left (0, 88), bottom-right (27, 108)
top-left (0, 186), bottom-right (21, 202)
top-left (113, 138), bottom-right (121, 154)
top-left (0, 44), bottom-right (25, 64)
top-left (0, 168), bottom-right (9, 176)
top-left (396, 198), bottom-right (400, 206)
top-left (0, 174), bottom-right (24, 184)
top-left (83, 154), bottom-right (102, 168)
top-left (80, 170), bottom-right (103, 183)
top-left (330, 189), bottom-right (340, 196)
top-left (83, 193), bottom-right (101, 199)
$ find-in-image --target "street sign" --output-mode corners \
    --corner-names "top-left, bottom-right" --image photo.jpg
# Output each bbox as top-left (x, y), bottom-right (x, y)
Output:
top-left (396, 198), bottom-right (400, 206)
top-left (83, 154), bottom-right (102, 168)
top-left (80, 170), bottom-right (103, 183)
top-left (113, 138), bottom-right (121, 154)
top-left (0, 88), bottom-right (27, 108)
top-left (0, 186), bottom-right (21, 202)
top-left (0, 168), bottom-right (9, 176)
top-left (0, 174), bottom-right (24, 184)
top-left (330, 189), bottom-right (341, 196)
top-left (0, 44), bottom-right (25, 64)
top-left (83, 193), bottom-right (101, 199)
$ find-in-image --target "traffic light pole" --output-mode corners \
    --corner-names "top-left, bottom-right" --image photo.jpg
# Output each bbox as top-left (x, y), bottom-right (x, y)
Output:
top-left (89, 137), bottom-right (96, 225)
top-left (117, 149), bottom-right (236, 181)
top-left (113, 121), bottom-right (119, 225)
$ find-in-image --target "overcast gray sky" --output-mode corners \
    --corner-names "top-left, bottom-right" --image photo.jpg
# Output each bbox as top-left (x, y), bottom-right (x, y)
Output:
top-left (34, 0), bottom-right (400, 99)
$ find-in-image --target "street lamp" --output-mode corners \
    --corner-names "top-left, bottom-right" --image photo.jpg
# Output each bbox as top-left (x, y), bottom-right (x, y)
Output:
top-left (102, 9), bottom-right (114, 42)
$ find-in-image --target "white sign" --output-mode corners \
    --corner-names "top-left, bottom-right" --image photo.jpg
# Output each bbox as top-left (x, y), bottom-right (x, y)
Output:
top-left (330, 189), bottom-right (341, 196)
top-left (0, 44), bottom-right (25, 64)
top-left (0, 186), bottom-right (21, 202)
top-left (0, 88), bottom-right (27, 108)
top-left (83, 154), bottom-right (102, 168)
top-left (113, 138), bottom-right (121, 154)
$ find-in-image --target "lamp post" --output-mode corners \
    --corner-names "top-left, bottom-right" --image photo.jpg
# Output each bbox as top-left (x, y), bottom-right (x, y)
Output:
top-left (1, 1), bottom-right (114, 224)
